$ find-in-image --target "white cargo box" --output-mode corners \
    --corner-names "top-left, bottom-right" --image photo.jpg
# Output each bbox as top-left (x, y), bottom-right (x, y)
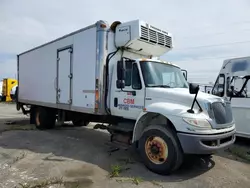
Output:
top-left (18, 21), bottom-right (108, 114)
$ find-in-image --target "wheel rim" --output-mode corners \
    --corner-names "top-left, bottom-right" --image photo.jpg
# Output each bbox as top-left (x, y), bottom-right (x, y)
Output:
top-left (145, 136), bottom-right (168, 164)
top-left (35, 111), bottom-right (40, 126)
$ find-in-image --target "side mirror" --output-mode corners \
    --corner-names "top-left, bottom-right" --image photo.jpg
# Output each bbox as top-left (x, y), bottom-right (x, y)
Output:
top-left (117, 60), bottom-right (126, 80)
top-left (181, 69), bottom-right (187, 80)
top-left (116, 60), bottom-right (126, 89)
top-left (189, 83), bottom-right (199, 94)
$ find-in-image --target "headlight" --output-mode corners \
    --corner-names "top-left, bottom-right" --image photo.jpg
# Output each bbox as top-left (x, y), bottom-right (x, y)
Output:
top-left (183, 117), bottom-right (212, 129)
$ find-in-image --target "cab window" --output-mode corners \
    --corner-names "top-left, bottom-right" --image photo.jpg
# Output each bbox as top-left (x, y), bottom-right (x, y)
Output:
top-left (124, 63), bottom-right (142, 90)
top-left (132, 63), bottom-right (142, 90)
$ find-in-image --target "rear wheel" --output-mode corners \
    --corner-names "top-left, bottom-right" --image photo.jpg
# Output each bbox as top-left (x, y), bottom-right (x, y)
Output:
top-left (35, 107), bottom-right (56, 130)
top-left (138, 125), bottom-right (183, 175)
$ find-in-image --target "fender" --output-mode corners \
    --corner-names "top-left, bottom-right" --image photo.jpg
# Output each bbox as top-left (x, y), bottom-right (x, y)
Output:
top-left (132, 102), bottom-right (190, 142)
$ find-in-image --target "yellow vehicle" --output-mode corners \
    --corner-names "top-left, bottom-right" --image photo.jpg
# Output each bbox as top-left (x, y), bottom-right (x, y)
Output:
top-left (1, 78), bottom-right (18, 102)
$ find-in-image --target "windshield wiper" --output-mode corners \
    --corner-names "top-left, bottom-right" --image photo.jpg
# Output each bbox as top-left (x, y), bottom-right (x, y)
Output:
top-left (148, 85), bottom-right (171, 88)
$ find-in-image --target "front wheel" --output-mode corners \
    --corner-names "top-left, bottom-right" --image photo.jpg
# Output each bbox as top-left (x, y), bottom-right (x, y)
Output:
top-left (138, 125), bottom-right (183, 175)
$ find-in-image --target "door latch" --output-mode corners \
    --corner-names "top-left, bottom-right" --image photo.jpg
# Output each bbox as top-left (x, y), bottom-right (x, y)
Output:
top-left (68, 74), bottom-right (73, 79)
top-left (68, 99), bottom-right (72, 104)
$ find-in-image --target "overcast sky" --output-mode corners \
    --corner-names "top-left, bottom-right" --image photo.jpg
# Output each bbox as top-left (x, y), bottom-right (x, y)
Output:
top-left (1, 0), bottom-right (250, 84)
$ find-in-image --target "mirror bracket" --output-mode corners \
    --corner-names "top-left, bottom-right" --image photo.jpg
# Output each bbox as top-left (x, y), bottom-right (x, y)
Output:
top-left (188, 83), bottom-right (202, 113)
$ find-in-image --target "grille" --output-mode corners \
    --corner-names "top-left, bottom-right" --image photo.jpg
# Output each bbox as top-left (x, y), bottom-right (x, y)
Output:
top-left (140, 26), bottom-right (172, 48)
top-left (209, 101), bottom-right (233, 125)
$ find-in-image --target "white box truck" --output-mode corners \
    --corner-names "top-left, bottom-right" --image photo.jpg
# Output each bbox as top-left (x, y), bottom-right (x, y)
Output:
top-left (16, 20), bottom-right (236, 175)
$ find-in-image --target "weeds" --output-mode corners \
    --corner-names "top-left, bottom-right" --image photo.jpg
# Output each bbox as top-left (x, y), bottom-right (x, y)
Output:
top-left (115, 177), bottom-right (144, 185)
top-left (110, 164), bottom-right (123, 178)
top-left (109, 160), bottom-right (143, 185)
top-left (131, 177), bottom-right (143, 185)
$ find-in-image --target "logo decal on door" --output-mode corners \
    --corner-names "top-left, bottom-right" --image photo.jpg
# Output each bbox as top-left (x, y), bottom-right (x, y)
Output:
top-left (117, 98), bottom-right (144, 110)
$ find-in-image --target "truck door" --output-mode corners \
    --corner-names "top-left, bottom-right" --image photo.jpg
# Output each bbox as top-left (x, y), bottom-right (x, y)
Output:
top-left (111, 62), bottom-right (145, 119)
top-left (227, 76), bottom-right (250, 138)
top-left (56, 47), bottom-right (73, 105)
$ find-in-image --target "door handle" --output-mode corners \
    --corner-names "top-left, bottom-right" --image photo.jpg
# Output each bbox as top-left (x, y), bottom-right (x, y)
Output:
top-left (114, 98), bottom-right (118, 107)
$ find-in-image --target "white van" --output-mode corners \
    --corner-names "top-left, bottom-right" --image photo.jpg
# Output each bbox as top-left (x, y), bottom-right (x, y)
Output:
top-left (211, 56), bottom-right (250, 138)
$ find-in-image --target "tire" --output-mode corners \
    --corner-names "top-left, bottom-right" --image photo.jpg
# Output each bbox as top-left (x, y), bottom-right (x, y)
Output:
top-left (15, 87), bottom-right (21, 111)
top-left (72, 119), bottom-right (89, 127)
top-left (138, 124), bottom-right (183, 175)
top-left (35, 107), bottom-right (56, 130)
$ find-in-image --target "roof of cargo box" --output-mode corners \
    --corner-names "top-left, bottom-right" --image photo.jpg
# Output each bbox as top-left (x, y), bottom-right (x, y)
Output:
top-left (18, 21), bottom-right (105, 56)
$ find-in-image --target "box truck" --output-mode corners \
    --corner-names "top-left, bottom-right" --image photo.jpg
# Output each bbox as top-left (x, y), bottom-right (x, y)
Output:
top-left (211, 56), bottom-right (250, 139)
top-left (16, 20), bottom-right (235, 175)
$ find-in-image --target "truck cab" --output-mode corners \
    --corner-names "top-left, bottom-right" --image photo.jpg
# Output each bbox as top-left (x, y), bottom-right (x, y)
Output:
top-left (212, 56), bottom-right (250, 138)
top-left (109, 57), bottom-right (235, 151)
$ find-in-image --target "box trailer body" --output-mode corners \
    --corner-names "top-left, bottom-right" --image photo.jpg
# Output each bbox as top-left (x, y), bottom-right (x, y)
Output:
top-left (18, 25), bottom-right (98, 113)
top-left (211, 56), bottom-right (250, 138)
top-left (17, 20), bottom-right (235, 175)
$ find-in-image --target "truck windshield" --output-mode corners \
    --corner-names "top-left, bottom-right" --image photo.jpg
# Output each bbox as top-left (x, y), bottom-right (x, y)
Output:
top-left (140, 61), bottom-right (188, 88)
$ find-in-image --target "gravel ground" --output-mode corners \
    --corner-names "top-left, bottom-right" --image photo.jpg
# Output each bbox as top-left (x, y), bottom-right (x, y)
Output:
top-left (0, 103), bottom-right (250, 188)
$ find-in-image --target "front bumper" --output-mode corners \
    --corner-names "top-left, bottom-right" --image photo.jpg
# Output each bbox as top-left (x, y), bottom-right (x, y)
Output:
top-left (177, 129), bottom-right (236, 154)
